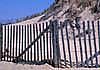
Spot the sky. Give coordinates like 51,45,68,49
0,0,55,21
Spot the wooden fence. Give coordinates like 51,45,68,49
0,20,100,68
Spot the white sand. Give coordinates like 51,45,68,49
0,61,100,70
0,61,54,70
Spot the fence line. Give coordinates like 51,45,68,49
0,20,100,68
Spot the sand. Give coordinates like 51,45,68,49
0,61,100,70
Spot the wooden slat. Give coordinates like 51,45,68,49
9,25,12,61
72,26,78,67
24,25,26,61
14,23,50,61
15,26,18,62
60,22,67,67
36,24,39,61
83,51,100,67
49,21,52,64
76,23,83,67
12,26,15,60
29,24,32,61
7,25,9,61
21,25,23,59
87,21,93,66
4,26,6,61
46,22,49,62
51,20,60,67
42,23,46,60
83,21,89,67
27,25,29,61
33,24,36,61
65,21,72,67
39,24,42,61
18,25,21,59
97,21,100,51
92,21,98,67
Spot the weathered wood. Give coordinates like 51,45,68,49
97,21,100,51
49,20,52,64
51,20,60,67
29,24,32,62
14,23,50,61
33,24,36,61
24,25,26,61
12,26,15,60
39,24,42,61
87,21,93,66
60,22,67,67
1,20,100,68
7,25,9,61
46,22,49,62
72,24,78,67
42,23,46,60
9,25,12,61
65,20,72,67
21,25,23,59
92,21,98,67
15,26,18,62
83,21,89,67
27,25,29,61
76,21,83,67
82,51,100,67
18,25,21,59
36,24,39,61
3,26,6,61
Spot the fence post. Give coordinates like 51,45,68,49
0,24,3,61
50,20,60,67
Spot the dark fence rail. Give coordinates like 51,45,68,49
0,20,100,68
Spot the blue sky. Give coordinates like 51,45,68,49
0,0,55,21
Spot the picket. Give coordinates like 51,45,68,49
0,20,100,68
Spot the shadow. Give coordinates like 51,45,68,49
12,58,55,66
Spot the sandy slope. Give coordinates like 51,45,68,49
0,61,100,70
0,61,54,70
